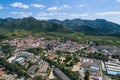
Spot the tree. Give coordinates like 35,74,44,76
65,55,73,62
72,71,80,80
46,44,53,50
0,34,8,40
27,48,43,55
73,57,79,62
84,71,90,80
1,44,16,54
0,58,29,78
33,76,46,80
56,50,62,55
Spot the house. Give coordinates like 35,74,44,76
71,65,80,72
28,65,38,75
105,61,120,75
0,68,5,76
39,62,49,77
14,57,25,64
16,51,34,58
71,62,81,72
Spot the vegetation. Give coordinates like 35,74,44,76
84,71,90,80
46,67,51,76
86,52,108,61
110,74,120,80
27,48,44,55
0,44,16,59
0,17,120,80
78,50,109,61
0,28,120,47
44,54,80,80
1,44,16,54
49,19,120,37
33,76,46,80
0,58,29,77
112,54,120,60
0,17,120,48
0,17,71,33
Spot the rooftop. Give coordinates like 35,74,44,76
53,68,70,80
71,65,80,72
15,57,25,62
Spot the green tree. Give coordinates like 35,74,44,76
72,71,80,80
1,44,16,54
84,71,90,80
33,76,46,80
27,48,44,55
56,50,62,55
65,55,73,62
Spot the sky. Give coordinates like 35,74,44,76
0,0,120,24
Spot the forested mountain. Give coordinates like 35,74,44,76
0,17,71,33
0,17,120,36
49,19,120,36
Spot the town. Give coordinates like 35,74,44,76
0,36,120,80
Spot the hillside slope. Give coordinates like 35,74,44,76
49,19,120,36
0,17,71,33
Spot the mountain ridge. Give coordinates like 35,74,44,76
49,18,120,36
0,17,120,37
0,17,72,33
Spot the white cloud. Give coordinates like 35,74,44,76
0,5,3,9
54,12,67,15
35,16,51,20
31,4,45,8
59,5,70,10
47,6,59,11
36,12,89,20
62,5,70,9
78,4,88,8
70,13,88,17
95,11,120,16
117,0,120,2
47,5,70,11
10,2,29,9
37,12,68,17
36,12,67,20
37,12,53,17
11,12,32,17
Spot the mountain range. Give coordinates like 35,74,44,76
0,17,71,33
0,17,120,37
49,19,120,36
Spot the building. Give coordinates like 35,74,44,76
28,65,38,74
39,62,49,77
0,68,5,76
71,62,81,72
14,57,25,64
53,68,70,80
105,61,120,75
71,65,80,72
16,51,34,57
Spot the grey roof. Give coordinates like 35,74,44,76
17,51,33,57
15,57,25,62
28,65,38,74
53,68,70,80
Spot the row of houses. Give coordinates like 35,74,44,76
104,59,120,75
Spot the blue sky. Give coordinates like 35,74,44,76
1,0,120,23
